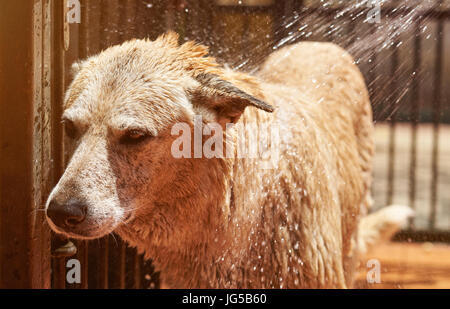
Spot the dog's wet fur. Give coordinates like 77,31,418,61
46,32,413,288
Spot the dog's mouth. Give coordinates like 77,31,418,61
59,229,107,240
47,212,135,240
49,225,109,240
47,219,117,240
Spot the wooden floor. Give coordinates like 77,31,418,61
354,242,450,289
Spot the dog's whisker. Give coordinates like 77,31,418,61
31,209,47,213
109,232,119,246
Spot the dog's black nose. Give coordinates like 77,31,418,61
46,199,87,228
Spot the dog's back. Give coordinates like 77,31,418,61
233,42,376,287
46,33,412,288
260,41,374,221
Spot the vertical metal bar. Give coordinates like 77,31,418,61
386,17,400,206
87,242,98,288
86,0,101,55
104,0,120,46
78,0,88,60
0,0,53,288
119,240,127,289
166,0,177,31
35,0,54,289
100,0,108,49
80,240,89,288
241,7,251,65
366,11,378,215
141,258,155,289
272,0,300,49
99,238,109,289
386,85,397,204
134,252,142,289
186,0,201,42
409,21,421,229
367,23,377,102
208,1,219,57
118,0,128,42
53,255,67,289
135,0,146,39
346,9,357,48
49,0,68,283
386,121,396,206
124,246,134,288
271,0,283,46
179,0,188,41
429,13,443,229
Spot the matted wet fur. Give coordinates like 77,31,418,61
45,32,412,288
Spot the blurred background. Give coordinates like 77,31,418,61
0,0,449,288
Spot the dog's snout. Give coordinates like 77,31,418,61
46,199,87,229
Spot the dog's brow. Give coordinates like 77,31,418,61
61,112,76,123
62,107,91,127
108,116,158,136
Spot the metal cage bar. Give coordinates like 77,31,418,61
429,11,444,230
0,0,63,288
408,20,422,229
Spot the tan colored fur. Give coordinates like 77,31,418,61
46,32,406,288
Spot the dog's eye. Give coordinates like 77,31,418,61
120,129,150,145
63,119,77,139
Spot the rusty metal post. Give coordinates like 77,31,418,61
386,37,399,206
0,0,54,288
429,11,443,230
408,21,421,229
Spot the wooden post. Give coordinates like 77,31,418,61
0,0,56,288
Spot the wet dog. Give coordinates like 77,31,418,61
46,32,412,288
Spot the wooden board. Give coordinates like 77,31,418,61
355,242,450,289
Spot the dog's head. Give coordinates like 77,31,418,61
45,32,273,240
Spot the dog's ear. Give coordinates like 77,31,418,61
191,73,274,125
71,61,84,77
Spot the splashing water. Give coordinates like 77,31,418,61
113,0,447,124
178,0,448,286
210,0,445,122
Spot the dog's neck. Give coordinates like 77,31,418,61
116,106,278,288
116,153,274,287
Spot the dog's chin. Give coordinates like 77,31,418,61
47,213,134,240
47,220,118,240
59,229,111,240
